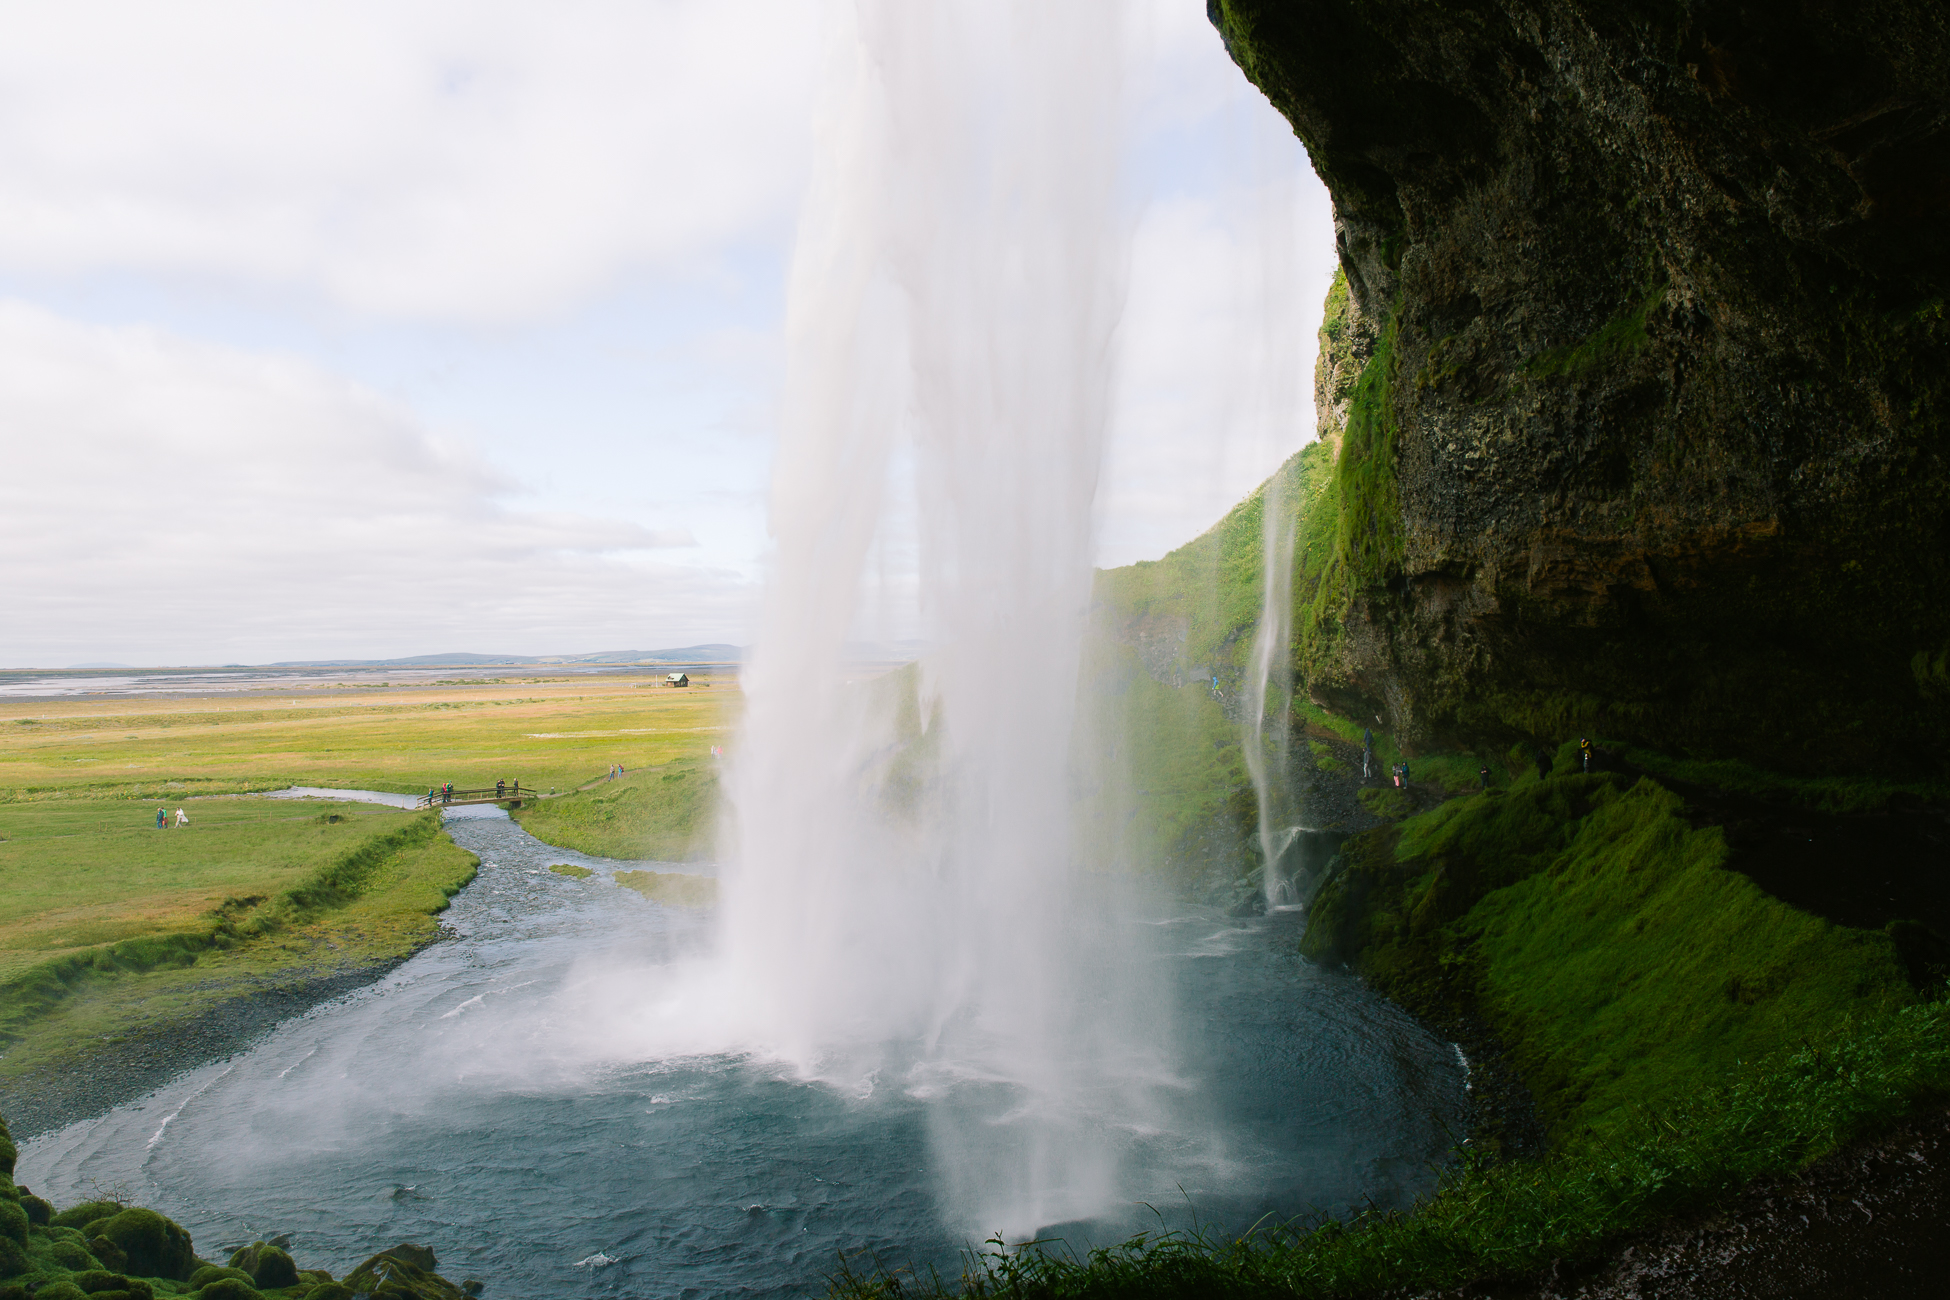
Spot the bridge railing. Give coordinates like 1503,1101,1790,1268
416,785,530,809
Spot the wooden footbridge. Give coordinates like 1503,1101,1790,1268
417,784,538,810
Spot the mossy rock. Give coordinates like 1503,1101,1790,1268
52,1202,126,1230
51,1236,103,1270
0,1281,28,1300
33,1285,89,1300
189,1265,255,1289
0,1199,24,1247
191,1281,264,1300
0,1235,25,1280
18,1196,51,1227
72,1272,153,1299
342,1245,465,1299
99,1208,195,1280
0,1114,15,1177
227,1243,299,1290
304,1286,353,1300
86,1235,128,1273
1356,785,1415,820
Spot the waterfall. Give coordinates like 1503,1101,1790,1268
1235,107,1306,910
717,0,1161,1237
1242,472,1297,907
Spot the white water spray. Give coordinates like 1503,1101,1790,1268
719,0,1162,1236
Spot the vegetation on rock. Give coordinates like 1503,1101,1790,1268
1210,0,1950,778
0,1129,473,1300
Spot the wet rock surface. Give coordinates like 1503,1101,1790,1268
1215,0,1950,773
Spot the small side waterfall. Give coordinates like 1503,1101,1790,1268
1242,472,1297,907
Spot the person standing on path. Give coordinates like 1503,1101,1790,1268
175,807,188,827
1361,727,1374,781
1580,737,1594,773
155,806,167,830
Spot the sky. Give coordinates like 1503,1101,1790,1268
0,1,1337,668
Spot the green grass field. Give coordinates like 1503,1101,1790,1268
0,673,737,1109
0,798,412,981
511,753,719,861
0,673,734,800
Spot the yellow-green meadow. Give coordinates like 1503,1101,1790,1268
0,670,738,1122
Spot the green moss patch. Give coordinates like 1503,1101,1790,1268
1524,280,1666,379
1309,772,1913,1137
613,870,716,908
547,863,594,880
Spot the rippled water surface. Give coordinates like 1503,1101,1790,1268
22,810,1464,1298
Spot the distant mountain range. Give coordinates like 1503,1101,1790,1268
265,644,747,668
45,641,930,673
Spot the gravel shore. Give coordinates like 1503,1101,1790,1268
0,957,413,1142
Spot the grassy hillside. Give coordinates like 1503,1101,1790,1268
510,755,718,861
0,808,478,1108
1084,438,1523,883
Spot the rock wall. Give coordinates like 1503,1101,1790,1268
1214,0,1950,774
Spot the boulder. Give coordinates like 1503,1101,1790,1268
226,1242,299,1290
187,1265,255,1289
85,1235,128,1273
49,1238,102,1271
18,1196,51,1227
0,1236,25,1280
98,1207,195,1280
342,1244,467,1300
191,1281,263,1300
51,1202,125,1230
70,1271,153,1299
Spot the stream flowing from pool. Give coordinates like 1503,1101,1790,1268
21,805,1464,1298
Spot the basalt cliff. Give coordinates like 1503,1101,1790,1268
1213,0,1950,776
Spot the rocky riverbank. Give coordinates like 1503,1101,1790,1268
0,959,418,1143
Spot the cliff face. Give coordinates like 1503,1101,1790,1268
1214,0,1950,773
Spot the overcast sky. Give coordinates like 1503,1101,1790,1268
0,1,1335,668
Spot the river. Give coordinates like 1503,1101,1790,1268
19,804,1465,1298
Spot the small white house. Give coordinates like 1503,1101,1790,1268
665,672,690,687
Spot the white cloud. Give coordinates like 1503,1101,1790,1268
0,1,820,322
0,301,755,665
1095,42,1339,568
